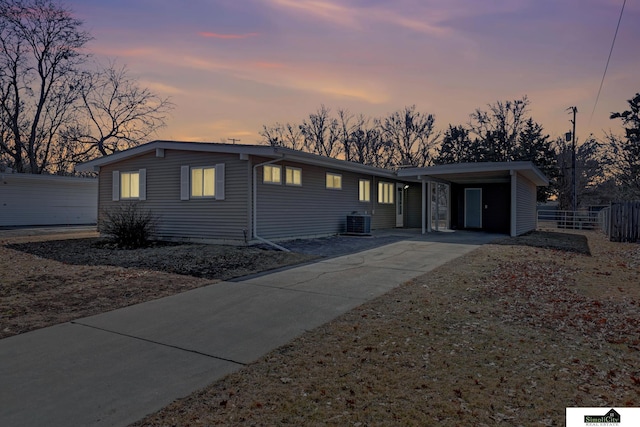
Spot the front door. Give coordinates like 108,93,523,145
396,183,404,227
464,188,482,228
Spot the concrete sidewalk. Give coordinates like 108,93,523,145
0,234,498,427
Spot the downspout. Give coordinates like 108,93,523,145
252,157,290,252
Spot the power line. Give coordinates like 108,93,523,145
589,0,627,126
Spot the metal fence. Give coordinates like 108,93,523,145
537,209,600,231
537,204,640,243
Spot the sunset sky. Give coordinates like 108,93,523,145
68,0,640,145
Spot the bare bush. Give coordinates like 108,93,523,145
100,203,157,248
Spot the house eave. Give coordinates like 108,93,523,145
75,140,403,180
398,161,549,186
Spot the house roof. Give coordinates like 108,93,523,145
397,161,549,186
76,140,549,187
75,140,401,179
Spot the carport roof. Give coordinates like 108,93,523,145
397,161,549,186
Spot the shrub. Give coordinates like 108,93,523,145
100,203,158,248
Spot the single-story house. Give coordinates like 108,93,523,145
0,172,98,227
75,140,548,246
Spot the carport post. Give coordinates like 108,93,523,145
428,181,433,232
510,170,517,237
421,179,426,234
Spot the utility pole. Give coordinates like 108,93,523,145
228,138,241,144
568,106,578,211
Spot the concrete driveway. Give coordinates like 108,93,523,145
0,230,500,427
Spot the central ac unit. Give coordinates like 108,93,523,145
346,214,371,235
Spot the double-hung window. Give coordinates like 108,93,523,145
191,166,215,197
359,179,371,202
180,164,225,200
121,171,140,199
378,182,394,204
264,165,282,184
112,169,146,201
326,172,342,190
285,167,302,186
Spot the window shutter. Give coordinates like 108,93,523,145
138,169,147,200
215,163,225,200
180,166,190,200
112,171,120,201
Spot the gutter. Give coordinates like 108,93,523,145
252,156,290,252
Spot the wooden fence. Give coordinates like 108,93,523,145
599,201,640,243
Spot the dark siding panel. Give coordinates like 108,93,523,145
483,183,510,233
406,185,422,228
451,182,510,234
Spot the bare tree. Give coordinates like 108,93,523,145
468,96,530,162
299,105,341,158
62,63,173,160
347,115,395,168
336,108,355,162
0,0,90,173
380,105,439,167
260,122,303,150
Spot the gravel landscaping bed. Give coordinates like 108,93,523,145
0,237,316,338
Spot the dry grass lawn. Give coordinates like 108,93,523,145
2,229,639,426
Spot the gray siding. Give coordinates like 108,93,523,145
98,149,409,243
254,159,399,240
0,173,97,226
99,150,251,243
515,173,537,235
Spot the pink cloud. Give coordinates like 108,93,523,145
198,32,259,40
254,61,285,69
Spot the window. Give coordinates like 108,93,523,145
180,164,225,201
264,165,282,184
378,182,394,204
326,172,342,189
112,170,146,201
120,171,140,199
285,167,302,186
359,179,370,202
191,166,215,197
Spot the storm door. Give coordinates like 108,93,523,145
464,188,482,228
396,183,404,227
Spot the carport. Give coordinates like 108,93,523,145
397,161,549,237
